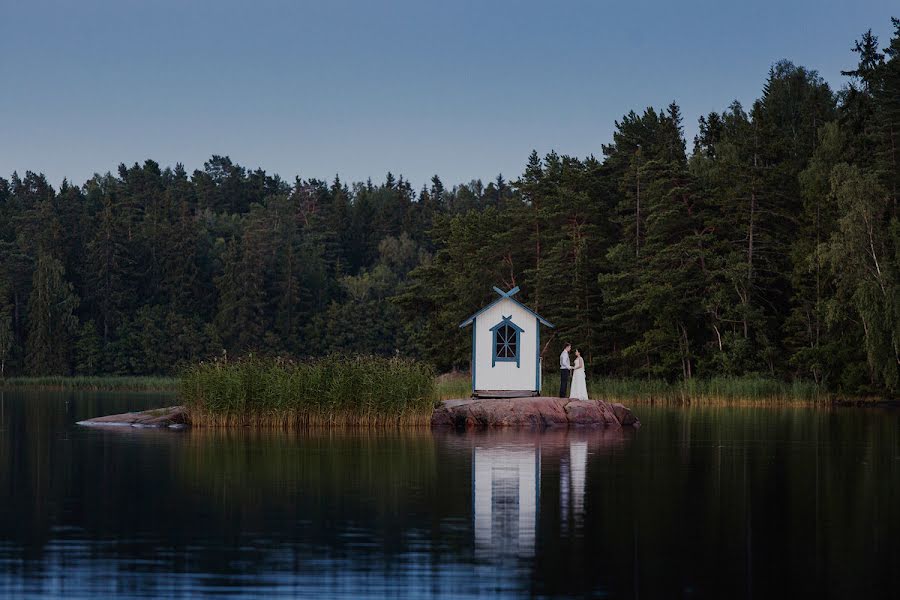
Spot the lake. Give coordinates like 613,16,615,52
1,390,898,599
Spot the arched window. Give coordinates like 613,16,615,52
490,316,523,367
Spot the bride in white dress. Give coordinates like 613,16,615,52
569,349,588,400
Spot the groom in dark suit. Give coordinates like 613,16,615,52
559,343,573,397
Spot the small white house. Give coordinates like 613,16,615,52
459,286,554,397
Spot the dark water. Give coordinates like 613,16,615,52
1,391,899,599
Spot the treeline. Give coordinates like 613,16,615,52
1,20,898,394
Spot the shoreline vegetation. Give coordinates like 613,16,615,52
0,375,178,392
437,373,830,405
1,368,889,406
179,356,437,428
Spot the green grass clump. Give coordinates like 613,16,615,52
434,372,472,400
0,375,178,392
180,355,437,428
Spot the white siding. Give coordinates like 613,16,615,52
473,298,538,391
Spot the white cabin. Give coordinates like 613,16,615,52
459,286,554,397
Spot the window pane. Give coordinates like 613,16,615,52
494,323,519,360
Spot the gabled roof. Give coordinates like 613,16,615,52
459,286,555,329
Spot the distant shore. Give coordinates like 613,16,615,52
0,376,178,392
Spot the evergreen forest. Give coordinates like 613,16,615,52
1,20,899,395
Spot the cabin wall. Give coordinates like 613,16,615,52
474,299,538,391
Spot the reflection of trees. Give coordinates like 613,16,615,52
3,398,900,598
535,407,900,598
0,391,172,553
177,429,439,524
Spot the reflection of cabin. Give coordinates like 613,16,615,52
459,286,554,397
472,444,540,557
471,439,590,557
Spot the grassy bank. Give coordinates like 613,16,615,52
587,376,824,404
435,371,826,404
0,375,179,392
180,356,437,428
2,370,826,407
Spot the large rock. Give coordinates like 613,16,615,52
610,402,640,427
77,405,190,429
431,397,639,430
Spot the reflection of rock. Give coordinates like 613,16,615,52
77,406,189,429
473,444,540,558
432,397,639,430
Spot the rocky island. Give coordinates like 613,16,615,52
78,397,639,430
431,397,640,429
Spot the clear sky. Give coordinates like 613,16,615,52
1,0,896,191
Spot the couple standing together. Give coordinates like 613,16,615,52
559,343,587,400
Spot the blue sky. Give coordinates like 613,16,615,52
1,0,896,190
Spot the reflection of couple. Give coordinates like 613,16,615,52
559,342,587,400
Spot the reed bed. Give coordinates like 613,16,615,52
0,375,178,392
180,355,437,428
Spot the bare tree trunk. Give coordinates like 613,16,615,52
534,205,541,312
744,148,758,340
13,291,20,344
815,193,821,349
891,121,897,215
680,323,692,380
540,332,557,360
635,151,641,257
748,191,756,280
713,324,724,351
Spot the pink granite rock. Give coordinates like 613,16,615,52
431,397,639,430
610,402,640,427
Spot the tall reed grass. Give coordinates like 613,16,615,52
180,355,437,428
0,375,178,392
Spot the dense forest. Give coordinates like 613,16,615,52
1,20,898,394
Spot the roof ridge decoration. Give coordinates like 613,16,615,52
459,286,554,329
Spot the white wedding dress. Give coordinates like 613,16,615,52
569,357,588,400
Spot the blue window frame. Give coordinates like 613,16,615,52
489,316,523,367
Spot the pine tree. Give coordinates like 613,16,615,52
25,252,79,375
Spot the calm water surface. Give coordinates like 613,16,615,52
1,390,899,599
